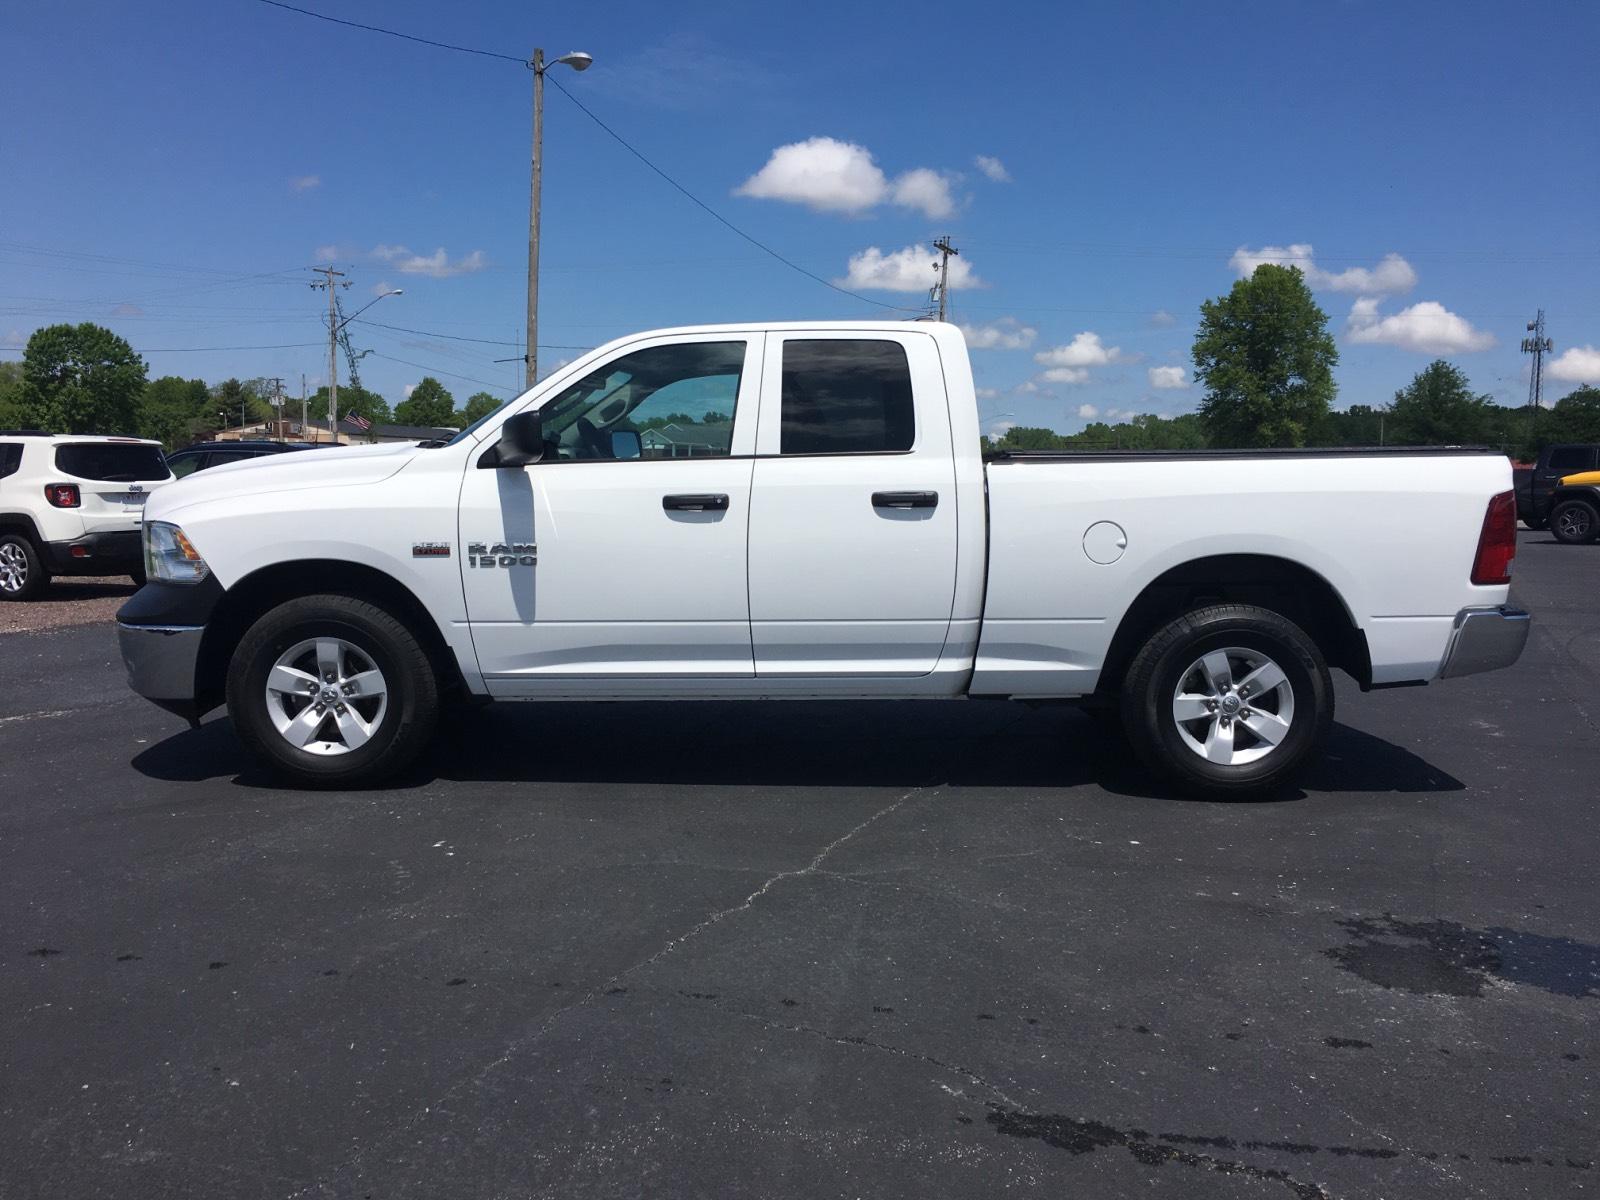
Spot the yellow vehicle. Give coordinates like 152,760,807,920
1551,470,1600,544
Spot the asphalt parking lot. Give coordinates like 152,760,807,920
2,531,1596,1200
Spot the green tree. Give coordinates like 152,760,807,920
140,376,212,449
394,377,455,427
456,391,502,427
1192,265,1337,447
209,378,276,430
1548,385,1600,445
1385,360,1491,445
0,360,25,427
15,323,147,434
308,384,392,429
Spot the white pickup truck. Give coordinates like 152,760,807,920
117,322,1529,794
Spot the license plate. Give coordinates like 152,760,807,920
121,492,147,505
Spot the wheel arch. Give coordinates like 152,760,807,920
1551,484,1600,510
195,559,468,716
0,512,44,543
1095,554,1370,696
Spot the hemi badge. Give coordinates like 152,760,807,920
412,542,452,558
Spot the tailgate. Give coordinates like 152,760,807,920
53,442,172,532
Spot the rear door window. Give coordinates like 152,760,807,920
779,340,915,455
1546,446,1590,473
55,443,171,482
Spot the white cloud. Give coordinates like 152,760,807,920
1148,365,1189,389
735,137,960,218
1,329,25,348
314,244,341,262
735,137,888,214
837,244,984,292
1035,331,1127,369
974,155,1010,183
987,418,1017,439
370,280,395,297
1042,367,1089,384
1547,345,1600,383
1346,297,1496,353
959,318,1036,350
111,302,144,317
372,245,489,278
975,386,1000,400
290,175,321,192
403,383,419,398
1230,243,1417,296
1077,403,1100,419
1148,309,1177,328
890,167,956,220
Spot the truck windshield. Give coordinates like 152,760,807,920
55,443,171,482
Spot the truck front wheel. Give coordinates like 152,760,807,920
1120,604,1333,798
226,594,440,788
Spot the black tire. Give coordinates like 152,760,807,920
1521,518,1547,532
0,532,48,602
1120,604,1334,798
1550,499,1599,545
226,593,439,788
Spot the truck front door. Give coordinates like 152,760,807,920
459,335,761,693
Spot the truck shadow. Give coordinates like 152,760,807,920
130,701,1464,799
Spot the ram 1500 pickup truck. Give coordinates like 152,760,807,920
117,322,1530,794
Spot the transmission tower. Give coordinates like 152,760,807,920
1521,309,1553,443
332,292,373,393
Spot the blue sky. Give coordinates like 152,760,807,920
4,0,1598,433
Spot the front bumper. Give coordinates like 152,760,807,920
41,529,142,575
118,622,204,705
1438,606,1531,680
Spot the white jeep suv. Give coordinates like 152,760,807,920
0,432,173,600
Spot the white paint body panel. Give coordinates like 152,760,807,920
140,320,1514,708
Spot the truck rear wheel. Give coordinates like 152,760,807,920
1120,604,1333,798
1551,499,1599,544
0,532,48,602
226,594,440,788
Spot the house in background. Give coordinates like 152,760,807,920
209,417,457,447
640,421,733,458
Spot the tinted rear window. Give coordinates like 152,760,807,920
1546,447,1592,472
55,443,171,482
0,444,22,480
780,340,915,455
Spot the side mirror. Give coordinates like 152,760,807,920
492,410,544,468
611,429,642,460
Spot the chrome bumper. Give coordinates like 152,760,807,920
1437,606,1531,680
117,622,203,701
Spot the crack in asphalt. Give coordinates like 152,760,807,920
285,782,936,1198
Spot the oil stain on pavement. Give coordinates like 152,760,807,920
1324,914,1600,999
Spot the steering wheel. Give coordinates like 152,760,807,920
574,417,610,459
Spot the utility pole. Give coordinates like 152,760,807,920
1521,309,1553,448
268,377,284,441
300,374,308,443
525,48,592,391
932,236,959,322
310,266,349,443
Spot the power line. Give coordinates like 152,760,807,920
252,0,528,63
543,75,915,313
0,341,323,354
249,1,913,314
365,351,516,393
352,317,592,350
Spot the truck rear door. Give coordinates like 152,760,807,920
746,331,958,676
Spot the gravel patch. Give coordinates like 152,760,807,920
0,576,136,635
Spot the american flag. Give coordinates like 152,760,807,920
347,412,372,431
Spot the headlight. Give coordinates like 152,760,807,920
143,521,210,584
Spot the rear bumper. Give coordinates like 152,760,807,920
1437,606,1531,680
41,529,142,575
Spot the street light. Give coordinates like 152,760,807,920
527,47,592,390
325,288,402,444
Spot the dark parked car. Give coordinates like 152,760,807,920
1513,443,1600,531
166,441,315,478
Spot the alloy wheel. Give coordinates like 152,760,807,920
1171,646,1295,766
264,637,389,756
